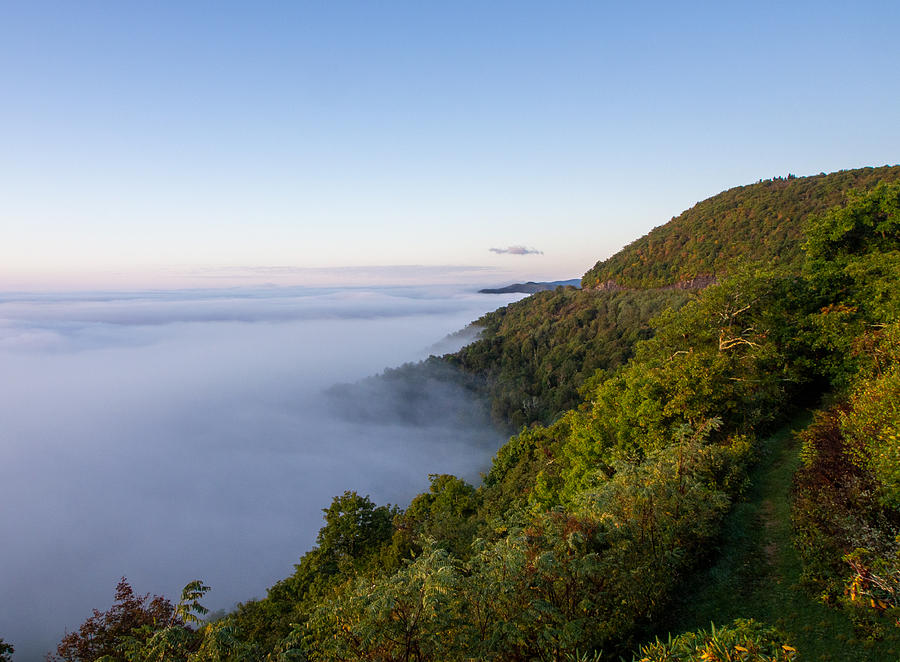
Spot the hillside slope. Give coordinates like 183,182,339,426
582,165,900,289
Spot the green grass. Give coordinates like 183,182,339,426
658,416,900,661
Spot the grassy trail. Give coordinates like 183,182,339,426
662,418,900,661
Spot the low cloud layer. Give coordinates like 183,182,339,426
489,245,543,255
0,286,523,660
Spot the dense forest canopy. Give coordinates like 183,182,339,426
26,169,900,662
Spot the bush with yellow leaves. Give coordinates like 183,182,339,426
631,619,797,661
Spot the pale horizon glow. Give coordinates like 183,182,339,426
0,262,579,293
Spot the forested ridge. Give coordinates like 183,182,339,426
582,165,900,290
18,168,900,662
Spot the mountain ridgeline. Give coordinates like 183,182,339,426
38,167,900,662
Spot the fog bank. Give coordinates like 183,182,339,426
0,285,522,660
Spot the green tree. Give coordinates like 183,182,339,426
118,581,212,662
314,490,398,575
392,474,479,559
303,543,464,662
804,180,900,323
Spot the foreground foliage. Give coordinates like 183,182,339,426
300,432,744,661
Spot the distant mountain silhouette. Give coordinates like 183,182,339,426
479,279,580,294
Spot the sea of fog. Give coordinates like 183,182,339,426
0,284,524,661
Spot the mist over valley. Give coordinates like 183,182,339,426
0,285,522,660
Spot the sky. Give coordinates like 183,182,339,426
2,1,898,290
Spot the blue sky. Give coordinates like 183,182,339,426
2,1,898,289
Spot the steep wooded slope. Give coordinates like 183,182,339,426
447,288,690,427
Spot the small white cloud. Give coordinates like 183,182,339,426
489,245,543,255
